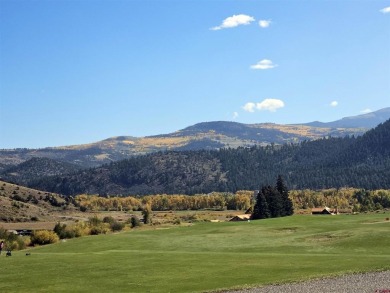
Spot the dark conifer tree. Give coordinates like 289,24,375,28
276,175,294,216
264,185,283,218
251,187,270,220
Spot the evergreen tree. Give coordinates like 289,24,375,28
251,188,270,220
264,185,283,218
251,176,294,220
276,175,294,216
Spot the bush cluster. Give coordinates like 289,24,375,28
128,216,141,228
52,216,130,240
0,227,27,251
1,215,142,252
30,230,59,245
53,223,76,239
101,216,124,231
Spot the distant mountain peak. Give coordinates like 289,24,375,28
304,107,390,128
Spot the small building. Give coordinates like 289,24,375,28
311,207,338,215
230,214,251,221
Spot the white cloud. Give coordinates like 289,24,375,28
330,101,338,107
380,6,390,13
259,20,271,28
360,108,372,114
242,102,256,112
243,99,285,113
250,59,278,70
256,99,285,112
211,14,255,30
232,112,239,119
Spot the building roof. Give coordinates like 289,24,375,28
311,206,337,215
311,207,331,212
230,214,251,221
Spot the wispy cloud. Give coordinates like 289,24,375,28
360,108,372,114
380,6,390,13
250,59,278,70
330,101,338,107
232,112,239,119
243,99,285,113
259,20,271,28
211,14,255,30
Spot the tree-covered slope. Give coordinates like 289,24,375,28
29,151,227,196
28,119,390,196
0,157,81,185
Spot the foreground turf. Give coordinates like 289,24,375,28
0,213,389,292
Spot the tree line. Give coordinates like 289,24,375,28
75,190,254,212
73,187,390,213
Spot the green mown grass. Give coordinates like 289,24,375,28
0,213,389,292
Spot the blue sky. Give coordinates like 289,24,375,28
1,0,389,149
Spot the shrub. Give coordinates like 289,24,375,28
90,225,108,235
142,205,152,224
180,213,199,222
12,202,21,209
110,221,125,232
88,216,102,226
7,237,27,250
103,216,115,224
6,231,18,242
30,230,59,245
88,216,108,235
5,240,18,251
72,222,91,237
0,227,7,239
53,223,68,239
64,230,76,238
130,216,141,228
0,229,26,251
23,236,31,247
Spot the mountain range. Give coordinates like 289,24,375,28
303,107,390,128
10,117,390,196
1,107,389,173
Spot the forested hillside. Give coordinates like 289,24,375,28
28,119,390,196
0,157,81,185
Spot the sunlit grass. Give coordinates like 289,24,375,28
0,213,389,292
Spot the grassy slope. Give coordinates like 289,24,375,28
0,180,68,222
1,213,389,293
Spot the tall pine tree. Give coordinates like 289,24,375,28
264,185,283,218
276,175,294,216
251,187,270,220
